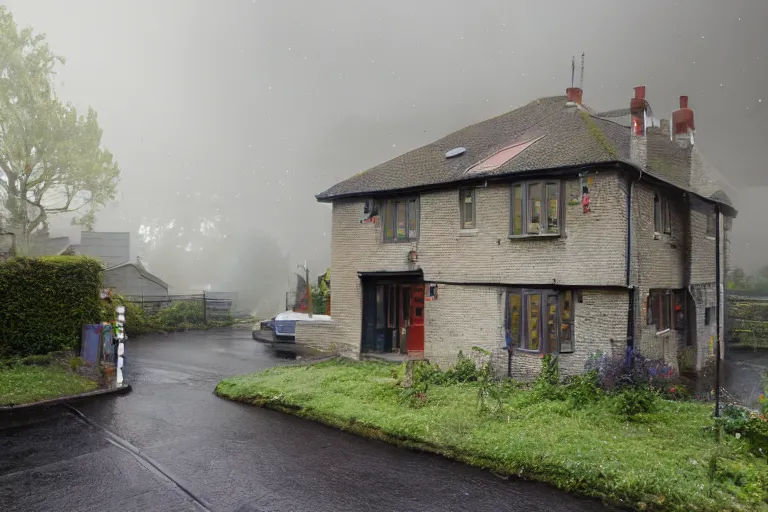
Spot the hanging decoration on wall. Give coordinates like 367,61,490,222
581,185,592,214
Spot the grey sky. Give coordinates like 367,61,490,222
3,0,767,282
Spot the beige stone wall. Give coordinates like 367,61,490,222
423,284,625,379
305,166,727,379
630,181,685,366
318,171,628,360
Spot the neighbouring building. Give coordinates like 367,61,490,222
297,85,736,379
102,259,169,299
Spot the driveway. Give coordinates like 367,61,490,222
0,328,610,512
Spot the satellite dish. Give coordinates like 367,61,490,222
445,147,466,159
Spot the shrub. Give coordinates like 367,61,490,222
446,350,479,383
0,257,103,357
153,301,205,328
614,387,658,420
20,354,53,366
69,356,85,371
563,370,602,408
716,405,768,459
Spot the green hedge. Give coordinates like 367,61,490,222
728,300,768,322
0,256,103,357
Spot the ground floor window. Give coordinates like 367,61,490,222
647,289,685,332
506,289,574,353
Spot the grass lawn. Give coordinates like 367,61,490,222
0,364,98,406
216,359,768,512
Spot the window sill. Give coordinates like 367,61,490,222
508,233,561,240
511,347,572,356
382,238,419,244
459,228,479,237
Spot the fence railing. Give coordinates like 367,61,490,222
124,293,233,321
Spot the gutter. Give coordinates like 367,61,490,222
625,174,637,366
714,203,722,417
315,160,738,219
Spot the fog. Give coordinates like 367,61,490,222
3,0,767,312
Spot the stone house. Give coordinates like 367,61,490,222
298,85,737,379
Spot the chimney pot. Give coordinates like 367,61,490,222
634,85,646,100
679,95,688,109
566,87,583,104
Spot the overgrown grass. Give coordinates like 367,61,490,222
0,361,98,406
216,359,768,512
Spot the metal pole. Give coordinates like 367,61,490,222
306,262,313,318
203,290,208,324
714,204,722,417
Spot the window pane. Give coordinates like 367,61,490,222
396,201,407,239
527,183,542,234
385,201,394,240
546,294,557,353
461,190,474,229
662,198,671,234
650,292,661,328
546,183,559,233
526,293,541,351
559,291,574,352
408,199,418,238
512,185,523,235
508,292,521,346
654,195,661,233
662,293,671,330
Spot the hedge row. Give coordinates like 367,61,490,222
0,257,103,357
728,300,768,322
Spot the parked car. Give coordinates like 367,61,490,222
252,311,331,342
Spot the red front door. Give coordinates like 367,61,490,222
406,284,425,358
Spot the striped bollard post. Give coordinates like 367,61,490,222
115,306,126,386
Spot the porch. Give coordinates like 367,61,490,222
359,270,425,359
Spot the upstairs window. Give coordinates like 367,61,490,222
382,198,419,241
506,289,574,353
459,188,476,229
706,212,716,237
654,193,671,235
510,180,561,236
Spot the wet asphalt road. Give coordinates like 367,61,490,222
0,328,611,512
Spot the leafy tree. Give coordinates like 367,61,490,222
0,7,119,243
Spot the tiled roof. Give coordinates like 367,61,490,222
316,95,736,214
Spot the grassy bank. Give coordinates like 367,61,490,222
0,358,98,406
216,359,768,512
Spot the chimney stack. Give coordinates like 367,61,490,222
629,85,648,168
630,86,647,136
566,87,583,105
672,95,695,146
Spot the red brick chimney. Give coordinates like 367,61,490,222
566,87,583,105
629,86,648,168
672,95,695,146
630,86,647,136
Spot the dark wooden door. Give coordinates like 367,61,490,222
361,281,377,353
